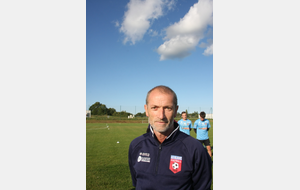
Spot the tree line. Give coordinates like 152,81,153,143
89,102,146,117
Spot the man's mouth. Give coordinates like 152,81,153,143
155,120,167,123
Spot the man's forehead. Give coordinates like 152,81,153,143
147,97,174,107
148,99,173,106
149,90,173,100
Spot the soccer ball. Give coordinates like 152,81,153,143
172,162,179,169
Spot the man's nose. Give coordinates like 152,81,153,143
157,108,165,119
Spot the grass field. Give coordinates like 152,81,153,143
86,121,213,190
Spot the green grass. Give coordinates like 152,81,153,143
86,121,213,190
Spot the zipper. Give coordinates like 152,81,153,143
155,144,162,174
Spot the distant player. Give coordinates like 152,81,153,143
194,111,212,157
177,111,192,135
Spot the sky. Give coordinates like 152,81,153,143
86,0,213,115
2,0,300,189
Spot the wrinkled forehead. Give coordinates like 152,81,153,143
147,89,174,105
146,87,176,105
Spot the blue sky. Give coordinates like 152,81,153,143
86,0,213,115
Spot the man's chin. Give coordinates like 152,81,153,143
153,123,173,133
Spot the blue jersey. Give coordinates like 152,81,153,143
193,119,211,140
177,119,192,135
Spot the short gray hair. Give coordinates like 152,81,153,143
146,85,177,107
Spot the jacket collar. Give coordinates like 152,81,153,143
149,121,180,144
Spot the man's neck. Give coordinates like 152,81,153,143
153,125,174,144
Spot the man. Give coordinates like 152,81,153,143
177,111,193,135
128,85,212,190
193,112,212,157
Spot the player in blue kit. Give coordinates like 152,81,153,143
177,111,192,135
194,111,212,157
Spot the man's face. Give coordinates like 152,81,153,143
144,89,178,133
200,116,205,121
181,113,187,120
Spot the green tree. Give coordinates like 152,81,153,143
89,102,101,115
99,104,107,115
135,112,146,117
107,108,116,116
189,111,199,118
113,111,132,117
89,102,108,115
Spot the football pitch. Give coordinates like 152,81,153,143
86,122,213,190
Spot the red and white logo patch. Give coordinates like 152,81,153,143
169,155,182,174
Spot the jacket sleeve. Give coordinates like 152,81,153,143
128,143,137,187
192,145,212,190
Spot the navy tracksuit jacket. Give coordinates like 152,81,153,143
128,122,212,190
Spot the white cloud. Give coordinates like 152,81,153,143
157,0,213,60
199,38,213,56
149,29,158,37
199,42,207,48
120,0,166,45
166,0,176,10
114,21,120,27
157,35,199,60
199,38,212,47
203,43,213,55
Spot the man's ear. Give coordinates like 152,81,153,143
144,105,149,117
